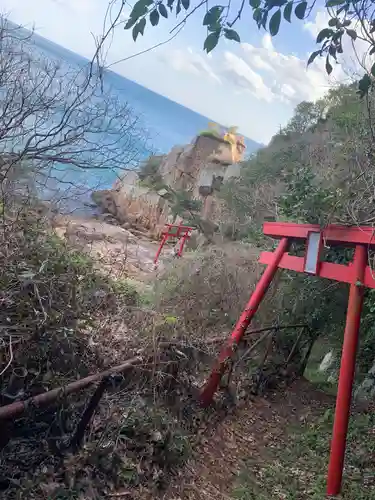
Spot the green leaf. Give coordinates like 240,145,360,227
150,9,160,25
328,17,338,26
250,0,261,7
307,50,320,65
204,31,220,53
181,0,190,9
371,62,375,77
138,17,146,34
128,0,153,24
269,9,281,36
325,57,333,75
283,1,293,22
124,16,138,30
332,30,343,41
164,315,178,325
267,0,287,6
159,4,168,17
253,7,262,24
224,28,241,42
370,45,375,55
329,45,337,59
132,24,139,41
358,74,372,98
167,0,174,10
326,0,345,6
203,6,224,26
294,1,307,19
176,0,181,14
316,28,333,43
207,21,221,31
132,17,146,40
346,29,357,40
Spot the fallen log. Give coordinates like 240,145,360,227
0,356,143,421
0,324,308,421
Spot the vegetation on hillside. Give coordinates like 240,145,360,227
221,81,375,390
0,20,193,499
234,407,375,499
1,13,375,500
0,210,200,499
198,123,240,143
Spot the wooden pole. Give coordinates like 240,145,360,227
0,356,143,421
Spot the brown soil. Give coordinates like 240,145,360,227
162,379,335,500
53,215,176,282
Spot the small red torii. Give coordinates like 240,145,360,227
154,223,194,264
200,222,375,497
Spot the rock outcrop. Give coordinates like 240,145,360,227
93,133,245,238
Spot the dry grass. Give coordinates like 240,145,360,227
1,210,272,499
0,211,198,499
0,214,314,499
153,243,262,336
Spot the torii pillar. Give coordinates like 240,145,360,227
200,222,375,497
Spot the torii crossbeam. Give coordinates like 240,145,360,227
200,222,375,497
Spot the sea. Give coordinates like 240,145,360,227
10,23,260,213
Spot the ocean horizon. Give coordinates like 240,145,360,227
31,28,261,154
11,22,262,213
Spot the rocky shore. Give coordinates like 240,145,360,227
52,133,245,282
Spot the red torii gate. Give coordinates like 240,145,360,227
154,223,194,264
200,222,375,497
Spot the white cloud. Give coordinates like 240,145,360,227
162,47,221,83
5,0,356,144
161,31,336,105
221,51,275,102
251,53,274,72
53,0,92,14
238,34,340,104
262,33,274,51
160,31,339,108
304,10,330,39
281,83,296,99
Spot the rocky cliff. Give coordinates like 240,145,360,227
93,133,245,238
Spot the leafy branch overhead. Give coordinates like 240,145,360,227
124,0,375,95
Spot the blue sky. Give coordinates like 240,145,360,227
1,0,362,143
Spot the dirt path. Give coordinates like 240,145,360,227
53,215,176,282
163,379,335,500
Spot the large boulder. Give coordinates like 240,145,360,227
91,190,122,218
93,171,172,238
91,133,245,237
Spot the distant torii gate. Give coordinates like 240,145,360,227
200,222,375,497
154,223,194,264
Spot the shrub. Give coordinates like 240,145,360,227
153,244,264,336
0,211,139,398
198,130,222,140
137,154,165,189
0,210,194,499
